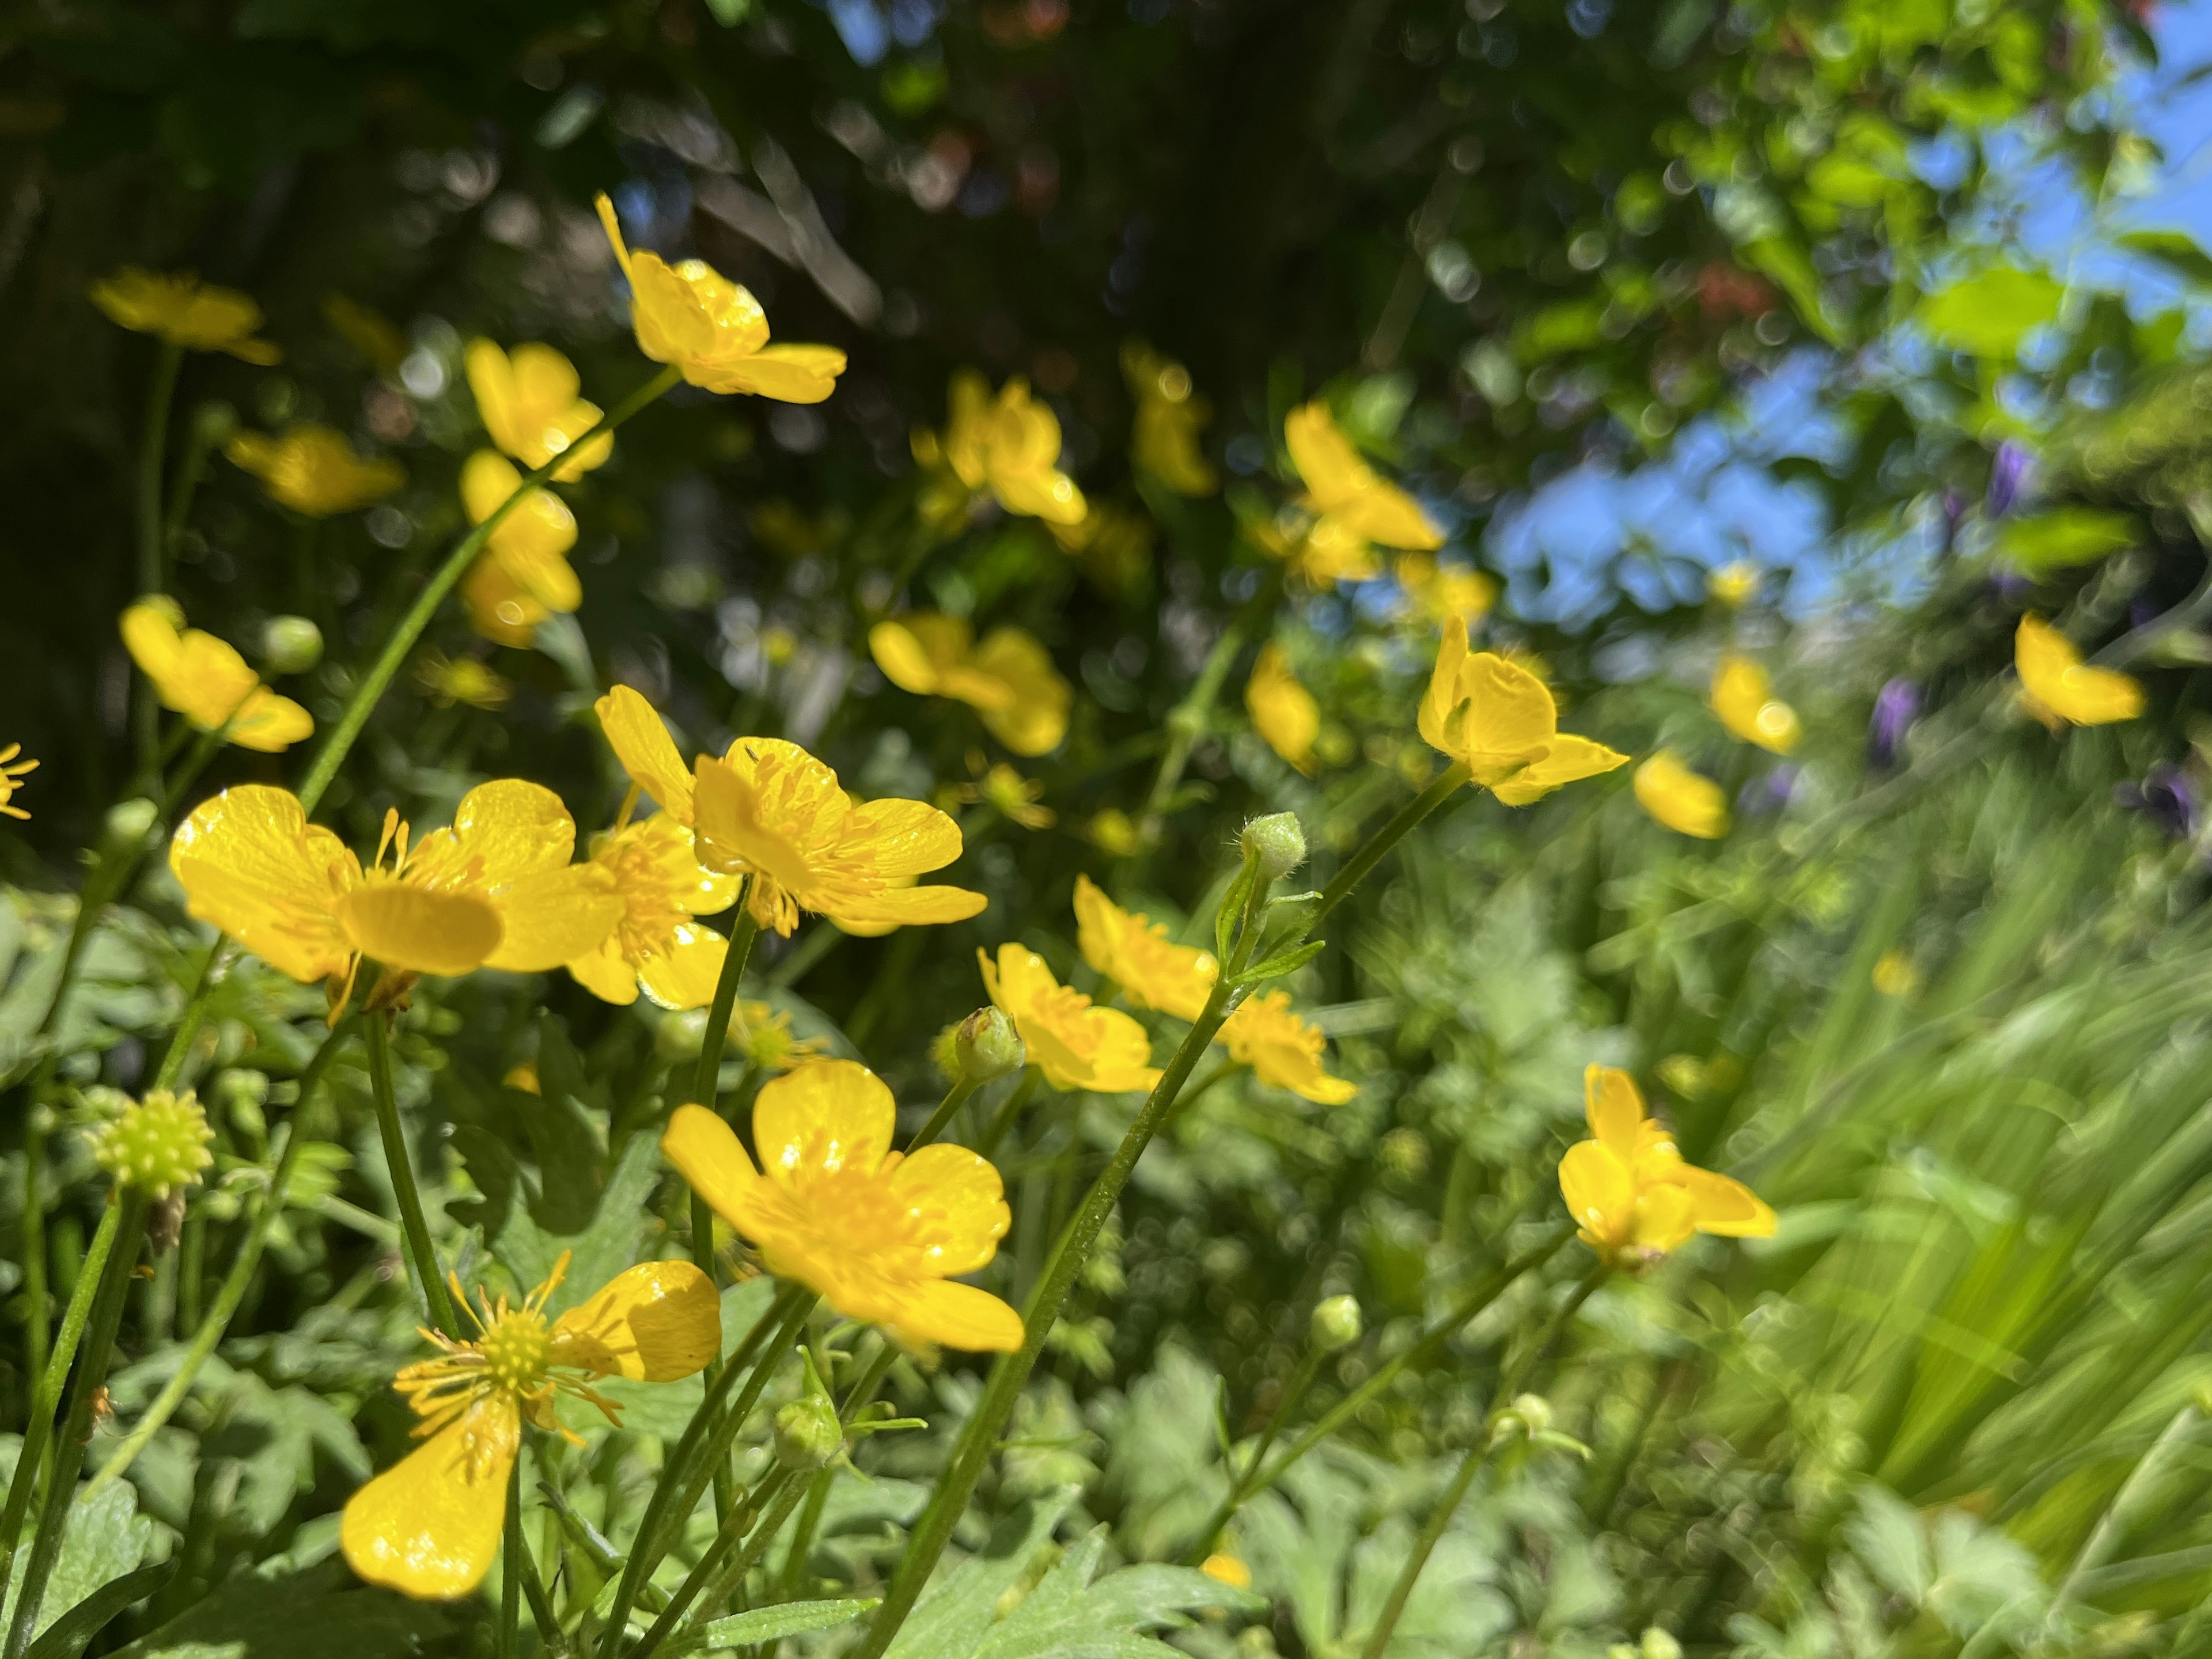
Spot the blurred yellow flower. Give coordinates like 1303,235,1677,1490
1707,560,1759,607
1419,619,1627,804
1073,874,1216,1022
461,560,549,649
1200,1554,1252,1591
1245,641,1319,774
1245,509,1380,586
1219,991,1356,1104
1395,552,1495,630
953,760,1055,831
1710,656,1800,754
461,449,581,624
1872,948,1919,999
1088,809,1142,858
343,1253,717,1599
226,424,403,517
169,781,622,1000
980,943,1161,1094
120,601,313,752
2016,615,2144,728
1634,751,1729,839
566,815,741,1010
503,1062,541,1094
415,650,511,711
90,269,281,363
322,293,406,377
869,614,1071,756
596,194,846,402
1283,400,1440,579
934,369,1086,525
1050,501,1154,596
730,999,825,1075
1558,1065,1774,1268
1123,341,1214,495
466,340,613,480
0,744,36,821
663,1060,1024,1351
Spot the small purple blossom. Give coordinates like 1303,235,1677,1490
1987,442,2032,517
1737,764,1799,817
1868,678,1920,770
2115,764,2198,841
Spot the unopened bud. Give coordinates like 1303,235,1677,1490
656,1008,709,1062
1239,812,1305,881
104,797,159,849
91,1089,214,1200
1309,1294,1362,1354
135,593,186,630
774,1395,842,1469
956,1006,1025,1084
1641,1631,1683,1659
262,615,323,675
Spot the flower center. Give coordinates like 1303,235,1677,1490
478,1309,551,1394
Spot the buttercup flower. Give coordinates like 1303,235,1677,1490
1396,552,1495,631
1219,991,1355,1104
926,370,1086,525
1634,752,1729,839
1245,642,1319,774
1711,656,1800,755
596,195,846,402
466,340,613,480
1072,874,1217,1022
416,651,511,711
343,1253,718,1599
2016,615,2144,728
1419,619,1628,804
951,760,1055,831
566,814,741,1010
980,944,1161,1094
90,269,281,363
869,615,1072,756
1282,401,1441,581
323,293,407,377
169,781,622,1006
1088,809,1142,858
1557,1065,1774,1268
1123,341,1215,495
460,449,581,634
662,1060,1024,1352
596,686,987,938
122,601,313,753
0,744,39,820
226,424,403,517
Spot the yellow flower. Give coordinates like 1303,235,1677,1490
869,615,1071,756
1396,552,1495,630
1088,809,1142,858
1218,990,1355,1104
1872,949,1919,999
121,601,313,753
1072,874,1217,1022
596,686,987,938
168,781,623,1001
1710,656,1800,754
566,815,741,1009
343,1253,718,1599
415,650,511,711
322,293,406,377
937,370,1086,525
1049,501,1154,596
226,424,403,517
2016,615,2144,728
1418,618,1628,804
980,943,1161,1094
1200,1554,1252,1592
596,194,846,402
1633,751,1729,839
90,269,281,363
1557,1065,1774,1268
1123,342,1215,495
952,760,1056,831
730,1000,824,1074
466,339,613,480
1246,641,1319,774
461,449,581,624
0,744,35,821
461,561,548,648
1708,560,1759,606
1245,510,1381,587
662,1060,1024,1351
1283,400,1440,579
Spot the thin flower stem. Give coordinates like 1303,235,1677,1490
502,1457,522,1659
778,1341,899,1598
974,1069,1040,1160
1,1192,147,1659
623,1471,803,1659
90,1017,354,1491
1180,1343,1324,1565
1308,761,1469,935
904,1076,979,1155
1114,623,1245,897
363,1010,459,1337
294,362,682,816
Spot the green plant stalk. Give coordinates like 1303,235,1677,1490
778,1343,900,1599
624,1470,802,1659
294,362,681,815
502,1456,522,1659
1181,1342,1325,1565
90,1017,353,1491
2,1193,147,1659
974,1069,1040,1160
0,1202,121,1609
850,857,1273,1659
688,888,762,1290
903,1075,979,1155
149,940,233,1096
363,1011,459,1337
1308,761,1468,933
1115,623,1245,893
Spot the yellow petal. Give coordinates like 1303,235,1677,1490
1558,1139,1633,1245
341,1391,517,1600
1489,734,1629,806
715,343,848,404
1283,402,1370,515
1679,1165,1777,1238
567,935,640,1006
839,797,968,877
597,685,696,821
752,1059,896,1182
449,778,578,883
870,620,945,695
2015,615,2143,726
336,884,503,977
1584,1064,1645,1156
886,1143,1012,1276
662,1103,763,1224
889,1279,1026,1353
636,921,729,1010
224,688,316,753
969,628,1070,756
481,863,623,973
169,785,357,984
1634,751,1730,839
1247,641,1319,774
821,882,989,933
552,1259,721,1380
1710,656,1800,754
1632,1183,1699,1253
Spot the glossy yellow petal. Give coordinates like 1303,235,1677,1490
1710,656,1800,755
661,1102,764,1230
224,688,316,753
1221,990,1356,1104
1558,1139,1634,1248
169,786,357,984
869,620,946,695
567,935,640,1005
1490,734,1630,807
552,1259,721,1381
596,685,696,823
1631,1183,1700,1253
886,1143,1013,1275
819,883,990,931
1246,642,1319,774
2015,615,2144,727
467,340,612,479
1283,402,1369,514
840,797,968,877
969,628,1070,755
715,343,849,404
481,864,624,974
752,1059,896,1183
225,424,402,517
461,558,549,647
341,1391,517,1600
335,884,504,977
446,778,579,882
1419,619,1558,781
1679,1166,1777,1237
461,450,581,611
1634,751,1730,839
887,1279,1025,1353
1584,1064,1646,1157
636,921,729,1010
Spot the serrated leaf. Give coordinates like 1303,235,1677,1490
0,1444,154,1647
1234,941,1326,986
106,1559,454,1659
696,1597,878,1648
487,1127,665,1316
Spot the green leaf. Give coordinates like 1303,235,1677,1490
486,1126,665,1317
24,1564,173,1659
695,1598,878,1648
1994,509,2137,572
2118,229,2212,289
107,1560,453,1659
1918,267,2064,359
1234,940,1326,987
0,1445,155,1647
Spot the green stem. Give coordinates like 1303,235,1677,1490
1182,1344,1323,1565
149,940,232,1095
624,1471,803,1659
1,1193,147,1659
904,1076,979,1155
974,1070,1040,1160
502,1457,522,1659
1309,761,1468,934
1115,623,1245,895
363,1010,459,1337
90,1018,354,1491
294,363,681,815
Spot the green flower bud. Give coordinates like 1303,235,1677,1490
262,615,324,675
91,1089,215,1199
1641,1631,1683,1659
774,1395,842,1470
955,1006,1025,1084
104,797,159,850
1309,1294,1363,1354
1239,812,1306,881
656,1008,709,1063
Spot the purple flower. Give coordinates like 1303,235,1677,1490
1738,764,1799,817
1987,442,2032,517
2116,764,2198,841
1868,678,1919,770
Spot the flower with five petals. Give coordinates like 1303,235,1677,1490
465,340,613,480
226,424,403,517
1072,875,1217,1022
565,814,741,1010
662,1060,1024,1351
980,944,1161,1094
90,269,281,363
869,615,1071,756
1419,618,1628,804
1218,990,1355,1104
1557,1065,1774,1269
923,370,1086,525
121,601,313,753
458,450,581,646
2015,615,2144,728
1278,402,1440,582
